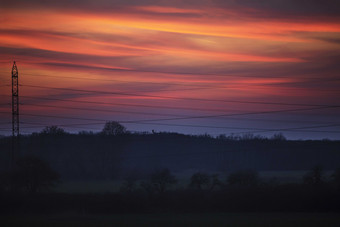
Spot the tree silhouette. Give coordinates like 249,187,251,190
189,172,223,191
331,168,340,190
101,121,127,136
303,165,324,186
227,170,259,187
0,171,11,192
210,174,224,191
271,133,286,141
11,155,59,193
40,126,66,135
120,176,138,193
189,172,211,190
151,168,177,193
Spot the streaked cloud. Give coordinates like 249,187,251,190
0,0,339,138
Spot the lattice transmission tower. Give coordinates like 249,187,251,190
11,61,19,168
12,61,19,137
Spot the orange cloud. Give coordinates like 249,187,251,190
0,5,339,137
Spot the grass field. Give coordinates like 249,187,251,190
1,213,339,227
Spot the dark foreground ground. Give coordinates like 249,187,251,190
1,213,340,227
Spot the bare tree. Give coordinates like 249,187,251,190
11,156,59,193
189,172,223,191
271,133,286,141
151,168,177,193
101,121,127,136
189,172,211,190
41,126,66,135
303,165,324,186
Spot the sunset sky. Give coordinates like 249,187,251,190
0,0,340,139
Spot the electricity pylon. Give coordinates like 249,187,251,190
11,61,19,168
12,61,19,137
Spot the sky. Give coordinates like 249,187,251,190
0,0,340,139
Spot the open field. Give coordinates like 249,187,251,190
53,180,123,194
53,170,335,194
1,213,340,227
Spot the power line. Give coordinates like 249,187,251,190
232,126,340,135
13,118,340,134
4,105,336,141
1,102,339,124
119,106,340,123
2,105,340,134
3,94,236,113
0,111,107,122
24,103,340,125
0,128,36,134
21,100,340,125
2,104,338,125
4,83,340,110
26,103,335,122
9,95,339,125
2,95,340,135
21,84,340,107
1,69,339,137
1,93,336,126
22,103,192,118
1,120,340,134
21,121,103,131
8,93,232,115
